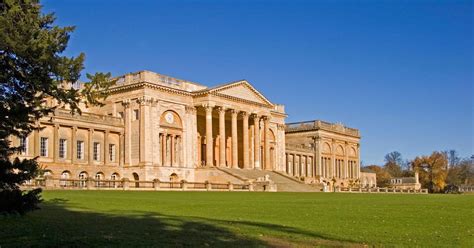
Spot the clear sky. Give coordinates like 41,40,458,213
42,0,473,165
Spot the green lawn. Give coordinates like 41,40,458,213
1,191,473,247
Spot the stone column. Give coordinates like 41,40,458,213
138,97,152,165
104,130,109,165
123,100,131,165
119,132,124,167
331,141,336,178
253,114,260,169
249,121,254,169
170,134,175,167
218,107,226,167
205,105,214,166
231,109,238,168
53,124,59,162
161,133,166,166
263,116,270,170
241,111,249,169
34,126,40,157
344,142,349,179
313,136,321,177
88,128,94,165
71,126,77,164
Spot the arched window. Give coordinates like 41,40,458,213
95,172,104,187
111,173,120,188
79,171,88,188
132,173,139,188
60,171,70,187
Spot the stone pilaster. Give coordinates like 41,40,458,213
231,109,238,168
122,100,131,166
263,116,270,170
241,111,249,169
253,114,260,169
204,105,214,166
217,107,226,167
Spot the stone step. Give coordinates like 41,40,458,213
217,168,320,192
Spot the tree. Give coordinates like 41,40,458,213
383,151,403,177
443,149,460,170
412,152,448,193
0,0,113,214
446,157,474,186
364,165,391,187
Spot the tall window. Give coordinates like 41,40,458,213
77,141,84,160
93,142,100,161
109,144,116,162
40,137,48,157
20,136,28,155
59,139,67,159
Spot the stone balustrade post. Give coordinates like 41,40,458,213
228,181,234,191
205,180,212,191
122,178,130,190
153,179,161,190
181,180,187,190
45,175,54,188
86,178,94,190
248,182,254,191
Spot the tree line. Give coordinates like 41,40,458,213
364,150,473,193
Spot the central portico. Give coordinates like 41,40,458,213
193,80,285,171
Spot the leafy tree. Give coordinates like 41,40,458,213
443,149,460,170
412,152,448,193
383,151,403,177
0,0,113,214
364,165,391,187
446,158,474,186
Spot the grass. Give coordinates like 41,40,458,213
1,191,473,247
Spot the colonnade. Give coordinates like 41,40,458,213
158,133,182,167
285,153,314,177
202,105,272,170
320,156,358,179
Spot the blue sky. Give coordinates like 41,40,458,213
43,0,473,165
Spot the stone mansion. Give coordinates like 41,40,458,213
13,70,375,189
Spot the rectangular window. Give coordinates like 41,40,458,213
109,144,116,162
59,139,67,159
20,136,28,155
40,137,48,157
134,109,139,120
77,141,84,160
93,142,100,161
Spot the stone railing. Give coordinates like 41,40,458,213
53,109,124,126
285,120,360,137
112,71,205,92
334,187,428,194
22,177,251,192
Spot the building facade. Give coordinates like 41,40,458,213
13,70,366,188
285,120,361,187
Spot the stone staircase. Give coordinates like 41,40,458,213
217,167,321,192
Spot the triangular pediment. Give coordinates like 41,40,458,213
208,81,273,106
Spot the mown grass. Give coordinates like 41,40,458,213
1,191,473,247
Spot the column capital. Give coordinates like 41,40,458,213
262,115,271,122
185,105,197,114
137,96,153,106
122,99,131,108
216,106,226,114
229,109,238,116
239,111,249,118
251,113,259,119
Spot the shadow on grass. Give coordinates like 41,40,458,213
0,198,363,247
